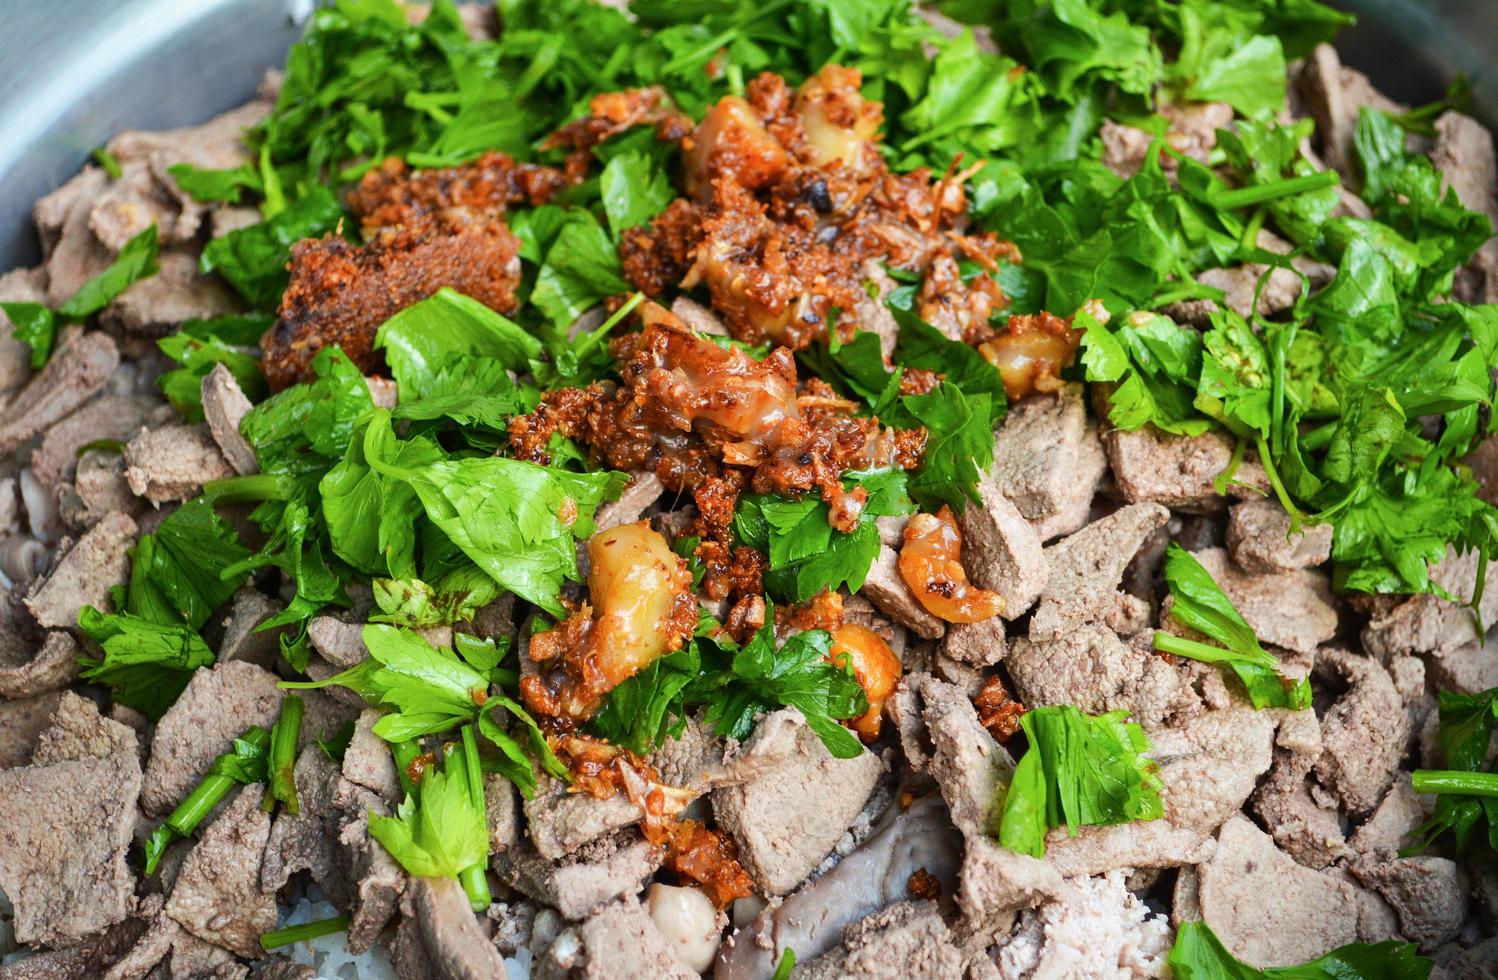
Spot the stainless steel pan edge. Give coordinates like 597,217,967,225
0,0,1491,271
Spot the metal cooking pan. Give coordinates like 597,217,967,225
0,0,1492,270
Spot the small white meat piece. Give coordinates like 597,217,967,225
534,896,696,980
23,511,136,631
1226,498,1334,573
200,363,258,475
1194,816,1361,967
124,423,236,503
645,884,724,973
712,708,883,895
995,870,1173,980
1104,426,1269,513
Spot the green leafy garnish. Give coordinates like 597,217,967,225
997,705,1163,858
593,610,868,759
1155,543,1312,710
157,313,272,420
1404,686,1498,856
1168,921,1430,979
199,186,344,308
368,746,488,882
2,224,160,367
284,624,562,798
78,498,250,717
144,726,272,874
734,469,916,602
360,410,626,615
263,695,305,816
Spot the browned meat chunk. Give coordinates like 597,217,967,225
0,717,142,948
1195,815,1361,967
710,708,882,895
261,223,521,390
346,151,567,235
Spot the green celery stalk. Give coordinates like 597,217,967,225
452,726,492,912
260,914,349,950
144,726,271,874
264,695,305,815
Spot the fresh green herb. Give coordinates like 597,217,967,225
157,313,273,420
1405,686,1498,856
75,438,127,457
368,744,489,895
589,643,702,756
770,947,797,980
78,498,250,717
695,616,868,759
92,147,124,179
1,224,160,367
1080,307,1214,437
529,209,631,334
316,719,357,763
997,705,1163,858
144,726,271,874
168,161,263,204
903,384,995,510
889,307,1008,421
373,287,542,402
601,150,677,240
593,610,868,759
284,624,562,797
734,469,916,602
360,409,627,614
1155,543,1312,710
200,186,344,309
454,726,492,911
77,610,216,720
260,914,349,951
1167,921,1431,979
370,572,503,628
264,695,305,815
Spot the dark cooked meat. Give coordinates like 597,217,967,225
260,222,521,390
346,151,568,235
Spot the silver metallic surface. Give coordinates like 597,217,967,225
0,0,1490,271
0,0,303,268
